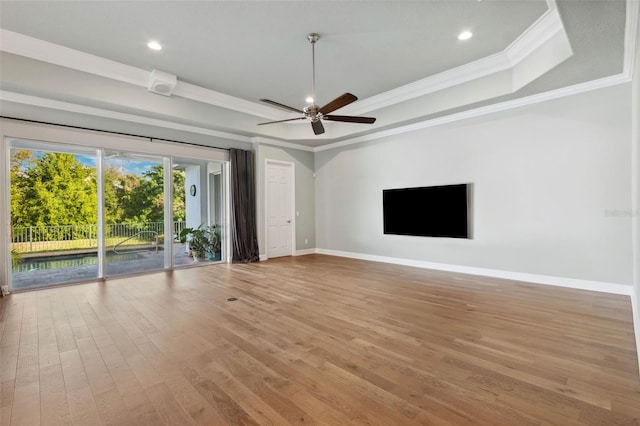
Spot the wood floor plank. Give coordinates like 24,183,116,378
66,387,102,426
59,349,90,394
10,380,40,426
146,382,199,425
93,388,129,426
97,343,163,425
141,350,229,425
0,379,15,426
0,344,19,384
1,254,639,425
39,363,72,426
182,365,261,425
75,337,116,396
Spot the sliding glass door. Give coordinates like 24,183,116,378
172,157,226,267
103,151,167,276
9,141,99,290
5,131,228,291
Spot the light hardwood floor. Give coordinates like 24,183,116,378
1,254,639,425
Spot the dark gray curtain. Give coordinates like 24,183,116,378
230,148,260,263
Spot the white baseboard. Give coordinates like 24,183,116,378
315,248,633,296
261,249,315,260
632,286,640,375
295,249,316,256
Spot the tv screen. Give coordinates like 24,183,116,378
383,184,469,238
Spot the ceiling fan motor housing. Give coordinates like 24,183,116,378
304,104,321,121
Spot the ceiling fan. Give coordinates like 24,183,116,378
258,33,376,136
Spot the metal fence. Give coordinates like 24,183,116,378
11,221,186,253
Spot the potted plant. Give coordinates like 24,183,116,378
207,225,222,261
178,224,210,262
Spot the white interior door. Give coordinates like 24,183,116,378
266,161,294,258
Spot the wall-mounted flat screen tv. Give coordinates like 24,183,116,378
383,183,470,238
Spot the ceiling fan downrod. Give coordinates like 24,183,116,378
308,33,319,106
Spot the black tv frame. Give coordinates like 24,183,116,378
383,183,471,239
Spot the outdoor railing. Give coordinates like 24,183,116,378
11,221,186,254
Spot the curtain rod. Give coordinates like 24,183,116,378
0,116,231,152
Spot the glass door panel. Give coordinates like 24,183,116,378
9,141,99,290
172,157,226,266
104,151,165,276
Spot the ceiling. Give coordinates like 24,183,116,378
0,1,634,150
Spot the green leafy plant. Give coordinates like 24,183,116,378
208,225,221,255
11,249,21,266
179,224,219,261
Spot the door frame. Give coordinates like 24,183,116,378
0,118,231,290
264,159,296,259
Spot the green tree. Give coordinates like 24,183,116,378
120,164,185,223
10,151,187,234
172,170,186,221
103,166,138,224
9,149,36,228
11,152,97,228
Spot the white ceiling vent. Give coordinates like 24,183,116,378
148,69,177,96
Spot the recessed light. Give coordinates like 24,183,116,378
305,96,314,104
458,31,473,41
147,41,162,51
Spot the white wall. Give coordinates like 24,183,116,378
185,166,201,230
632,15,640,373
315,84,633,289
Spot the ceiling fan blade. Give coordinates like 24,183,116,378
311,120,325,135
259,99,304,113
318,93,358,115
258,117,306,126
324,115,376,124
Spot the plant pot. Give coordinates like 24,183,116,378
205,252,221,261
192,252,206,262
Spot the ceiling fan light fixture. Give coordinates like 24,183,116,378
305,96,314,104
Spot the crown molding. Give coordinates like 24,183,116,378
340,2,567,116
316,73,630,153
0,29,286,121
251,136,315,152
504,2,565,66
340,52,512,116
0,90,252,143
